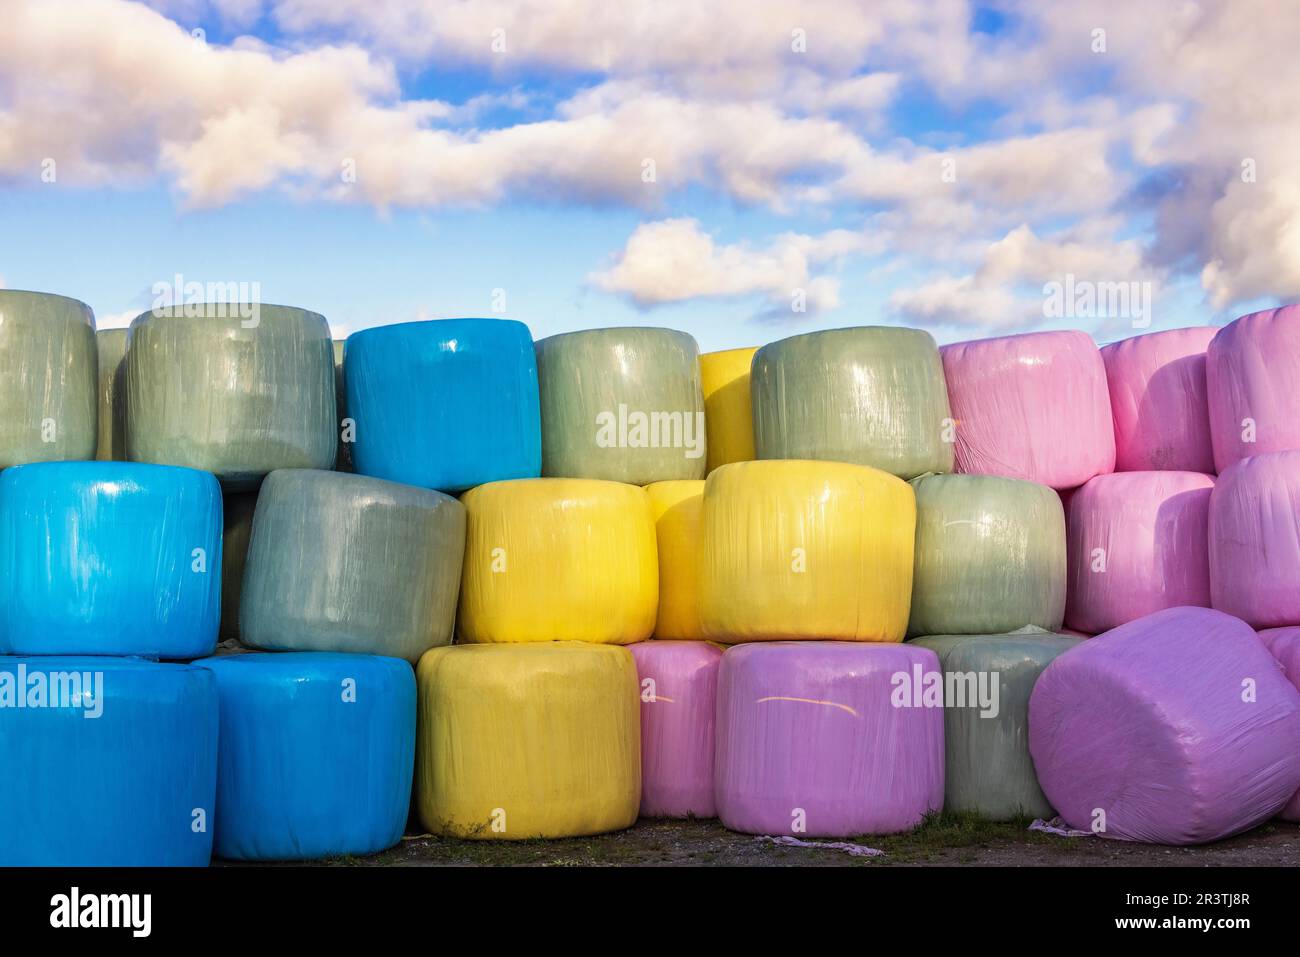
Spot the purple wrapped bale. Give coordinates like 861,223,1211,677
1257,627,1300,821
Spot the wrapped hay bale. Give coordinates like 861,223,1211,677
700,460,915,643
699,347,756,472
941,330,1115,488
458,478,657,644
219,490,257,643
536,327,706,484
715,642,944,836
1028,606,1300,844
1257,627,1300,821
415,642,639,839
333,339,352,472
95,327,128,461
751,326,953,479
646,480,705,640
0,658,217,865
909,474,1065,637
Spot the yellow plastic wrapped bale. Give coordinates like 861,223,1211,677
416,642,641,839
646,480,705,640
458,478,658,644
700,347,757,472
701,460,915,642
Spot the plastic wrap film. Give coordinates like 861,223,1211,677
1065,471,1214,633
125,303,336,489
196,652,415,861
628,640,722,818
700,460,915,643
909,474,1065,637
941,330,1115,489
0,290,97,467
458,478,657,644
715,642,944,837
1101,327,1216,473
1028,607,1300,844
910,631,1080,820
240,469,465,662
646,480,705,640
0,658,217,866
1206,304,1300,472
699,347,757,472
415,642,640,839
1257,627,1300,820
752,326,954,479
219,490,257,643
536,327,706,484
1209,450,1300,628
0,461,222,658
95,327,128,461
345,319,540,492
333,339,352,472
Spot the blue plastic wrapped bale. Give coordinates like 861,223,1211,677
0,657,217,866
345,318,540,492
0,461,222,658
196,652,415,861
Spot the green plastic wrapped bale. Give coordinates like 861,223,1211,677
125,304,336,489
751,326,954,479
0,290,97,467
220,490,258,643
240,469,466,662
536,327,706,484
333,339,353,472
95,328,128,461
909,473,1065,637
911,631,1081,820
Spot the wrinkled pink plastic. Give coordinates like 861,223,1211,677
941,330,1115,489
1257,627,1300,821
1065,471,1214,633
1029,607,1300,845
715,642,944,837
1206,305,1300,473
628,640,722,819
1209,450,1300,628
1101,327,1216,473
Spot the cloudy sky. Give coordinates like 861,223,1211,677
0,0,1295,349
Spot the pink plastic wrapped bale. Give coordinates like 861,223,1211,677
1206,305,1300,473
941,330,1115,489
1257,627,1300,821
1101,327,1217,473
1209,450,1300,628
715,642,944,837
628,640,723,819
1029,607,1300,844
1065,471,1214,633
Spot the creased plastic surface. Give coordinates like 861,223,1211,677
1257,627,1300,821
0,657,217,866
701,460,915,642
95,327,128,461
219,490,257,643
1028,607,1300,844
628,640,722,818
910,632,1080,820
1066,471,1214,633
909,474,1065,637
752,326,953,479
715,642,944,837
941,330,1115,488
699,347,757,472
536,327,706,484
458,478,657,644
1101,327,1216,472
240,469,465,662
196,652,414,861
415,642,640,839
646,480,705,640
345,319,540,492
332,339,352,472
0,290,97,467
0,461,222,658
125,303,336,489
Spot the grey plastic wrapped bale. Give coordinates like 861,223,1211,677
911,631,1081,820
125,303,336,489
333,339,353,472
95,328,128,461
219,490,258,643
240,469,465,662
0,290,97,467
751,326,954,479
536,327,706,484
909,473,1066,637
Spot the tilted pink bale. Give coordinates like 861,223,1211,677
1257,627,1300,821
1029,607,1300,844
941,330,1115,489
1065,471,1214,634
1101,327,1217,473
628,640,723,819
715,642,944,837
